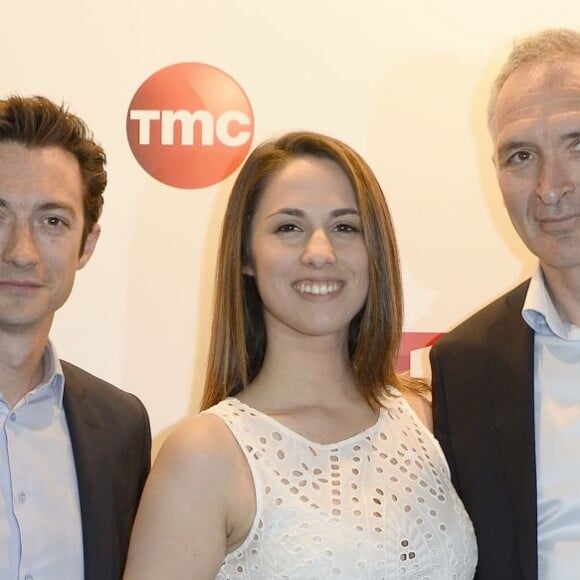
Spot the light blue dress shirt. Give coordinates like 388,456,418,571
522,267,580,580
0,342,83,580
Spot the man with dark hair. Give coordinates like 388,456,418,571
431,29,580,580
0,95,151,580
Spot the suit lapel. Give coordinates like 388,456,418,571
63,365,116,580
487,285,537,580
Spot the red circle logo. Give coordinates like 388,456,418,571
126,63,254,189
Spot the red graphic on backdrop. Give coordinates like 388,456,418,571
396,332,442,372
127,63,254,189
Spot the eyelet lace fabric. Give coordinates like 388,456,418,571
205,394,477,579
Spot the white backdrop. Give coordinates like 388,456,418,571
4,0,579,448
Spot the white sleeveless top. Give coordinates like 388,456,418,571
205,393,477,579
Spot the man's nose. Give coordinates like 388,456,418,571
2,223,40,267
536,154,575,204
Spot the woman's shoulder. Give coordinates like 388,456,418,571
157,410,240,478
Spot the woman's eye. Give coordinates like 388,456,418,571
275,223,301,233
334,223,359,233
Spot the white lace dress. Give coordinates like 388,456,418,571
205,393,477,579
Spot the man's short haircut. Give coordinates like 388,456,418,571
488,28,580,131
0,95,107,248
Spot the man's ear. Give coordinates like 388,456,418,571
77,223,101,270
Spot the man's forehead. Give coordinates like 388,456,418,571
0,142,84,208
493,60,580,137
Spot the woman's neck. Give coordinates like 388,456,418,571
242,326,361,408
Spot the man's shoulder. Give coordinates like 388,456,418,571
436,279,530,350
61,359,147,416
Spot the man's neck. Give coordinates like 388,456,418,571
541,264,580,326
0,328,50,407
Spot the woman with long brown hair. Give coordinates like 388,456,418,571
124,131,476,579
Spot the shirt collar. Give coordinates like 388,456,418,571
0,341,65,408
39,340,65,407
522,266,580,340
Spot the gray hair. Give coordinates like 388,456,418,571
488,28,580,131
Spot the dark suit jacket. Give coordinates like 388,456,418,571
430,280,536,580
61,361,151,580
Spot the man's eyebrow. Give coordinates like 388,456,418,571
496,140,534,158
37,201,77,213
0,198,78,213
560,131,580,143
498,131,580,158
267,207,359,218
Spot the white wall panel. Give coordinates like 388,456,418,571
4,0,579,447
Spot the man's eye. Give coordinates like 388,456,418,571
508,151,532,164
45,216,66,227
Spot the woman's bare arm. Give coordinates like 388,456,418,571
123,413,252,580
